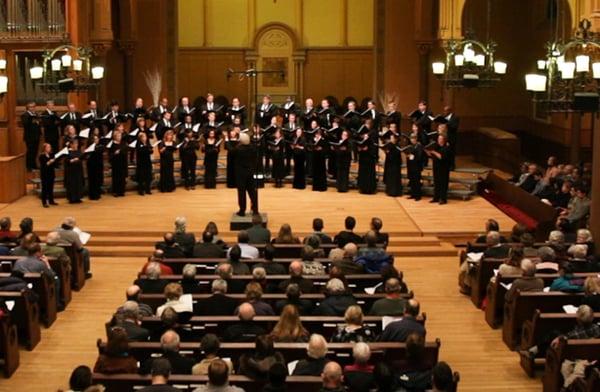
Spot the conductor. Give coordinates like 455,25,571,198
235,133,259,216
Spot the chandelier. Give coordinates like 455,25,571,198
525,19,600,113
431,0,507,88
29,44,105,92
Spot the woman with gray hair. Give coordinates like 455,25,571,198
343,342,375,392
568,229,595,256
292,333,330,376
173,217,196,257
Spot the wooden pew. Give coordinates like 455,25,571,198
0,272,56,327
139,293,391,313
0,255,72,307
485,272,597,328
0,313,19,377
467,257,505,308
0,291,40,350
542,338,600,392
59,244,85,291
136,274,386,292
502,291,584,350
97,340,441,369
164,258,333,274
131,315,426,341
93,374,323,392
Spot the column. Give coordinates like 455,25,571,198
118,41,136,106
417,43,432,102
89,0,113,106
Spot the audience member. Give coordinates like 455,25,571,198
235,281,275,316
305,218,332,245
193,231,225,258
94,327,138,374
278,260,314,294
116,285,154,317
263,362,288,392
313,278,356,316
333,243,364,274
67,365,93,392
246,214,271,244
56,216,91,278
227,231,259,259
431,361,454,392
269,304,309,342
226,245,251,275
272,223,301,244
343,342,374,392
135,262,168,294
582,276,600,312
141,330,194,375
372,362,395,392
192,334,233,375
156,283,193,317
369,278,407,316
222,302,266,342
561,185,590,228
156,232,186,259
238,335,285,380
17,217,40,242
367,217,389,247
394,333,433,391
152,306,194,342
320,361,345,392
334,216,362,248
215,263,246,293
173,217,196,257
301,245,326,275
482,231,510,259
141,250,174,275
275,283,313,315
253,244,286,275
505,259,544,303
195,279,239,316
204,221,226,246
550,263,584,292
0,217,16,242
474,219,505,244
293,334,330,376
568,244,593,273
355,231,392,273
193,359,243,392
117,301,150,341
138,358,181,392
378,299,425,342
332,305,373,342
180,264,202,294
10,232,37,256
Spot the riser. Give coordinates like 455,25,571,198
87,238,443,247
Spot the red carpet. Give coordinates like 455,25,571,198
480,188,539,231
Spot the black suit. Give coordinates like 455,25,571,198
61,111,82,132
255,103,277,128
120,320,150,342
483,244,511,259
334,231,363,248
134,278,168,294
222,321,266,342
431,143,451,203
140,351,194,374
38,153,56,205
41,109,60,152
235,143,258,214
195,293,239,316
446,113,460,170
192,242,224,258
22,111,42,170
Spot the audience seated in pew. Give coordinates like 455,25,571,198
228,232,259,260
139,358,181,392
320,361,345,392
262,362,287,392
300,245,326,275
116,285,154,317
0,217,17,243
333,216,363,248
550,263,584,293
369,278,407,316
193,359,243,392
251,267,271,293
140,330,195,375
62,365,94,392
222,302,266,342
505,259,544,303
378,300,424,342
56,216,92,279
227,245,251,275
216,263,247,294
304,218,333,245
483,231,511,259
192,334,234,376
330,243,361,275
195,279,239,316
431,361,455,392
180,264,202,294
156,283,193,317
272,224,301,245
343,342,374,392
238,335,285,381
16,217,41,243
193,231,225,259
292,334,330,376
473,219,507,245
521,304,600,360
252,245,286,275
582,277,600,312
117,301,150,342
547,230,568,258
313,278,356,316
568,244,595,273
42,231,72,277
150,307,194,342
568,228,595,257
305,235,326,259
269,304,308,343
277,260,314,294
355,231,392,274
173,217,196,258
246,214,271,245
156,233,186,260
235,282,275,316
142,250,174,276
10,232,36,256
275,283,313,315
94,326,138,374
331,305,374,343
135,262,168,294
0,270,28,291
393,333,435,391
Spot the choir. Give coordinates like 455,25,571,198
21,94,459,207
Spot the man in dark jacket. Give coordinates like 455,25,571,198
333,216,363,248
377,299,425,342
195,279,239,316
192,231,224,258
278,260,314,294
313,278,356,316
156,233,186,259
140,330,194,374
118,301,150,342
222,302,266,342
246,214,271,244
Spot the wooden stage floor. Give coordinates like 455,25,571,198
0,187,537,391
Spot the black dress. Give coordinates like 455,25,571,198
382,143,402,196
135,142,154,194
64,150,85,203
86,144,105,200
292,136,306,189
357,137,378,194
406,143,425,200
311,137,328,192
159,142,177,192
269,138,285,187
225,139,239,188
179,139,199,188
203,139,220,189
334,139,351,192
38,153,56,205
431,143,451,202
109,141,128,196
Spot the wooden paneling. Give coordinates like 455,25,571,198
303,49,374,102
177,49,248,103
0,155,26,202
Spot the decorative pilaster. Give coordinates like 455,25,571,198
417,43,432,102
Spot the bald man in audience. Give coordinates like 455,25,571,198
505,259,544,303
216,262,246,294
141,330,194,374
141,249,174,275
57,216,92,279
278,260,314,293
369,278,407,316
321,362,345,392
156,232,186,259
377,299,425,342
222,302,266,342
332,243,364,274
116,285,154,317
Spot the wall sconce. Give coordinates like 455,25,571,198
0,76,7,94
0,59,6,70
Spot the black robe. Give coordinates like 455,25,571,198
109,141,128,196
159,142,177,192
382,143,402,196
431,143,451,202
64,150,85,202
135,142,154,193
225,139,239,188
357,137,378,194
334,139,351,192
38,153,56,204
269,138,285,182
292,136,306,189
311,138,328,192
406,143,426,199
86,144,105,200
203,140,220,189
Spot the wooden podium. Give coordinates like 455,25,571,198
0,154,26,203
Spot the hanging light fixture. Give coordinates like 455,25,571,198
431,0,506,88
526,18,600,113
29,44,104,92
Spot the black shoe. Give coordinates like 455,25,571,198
236,211,246,217
42,203,49,208
146,191,152,195
429,199,439,203
439,200,447,205
414,197,421,201
138,191,144,196
85,272,93,279
49,201,58,205
407,195,414,199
